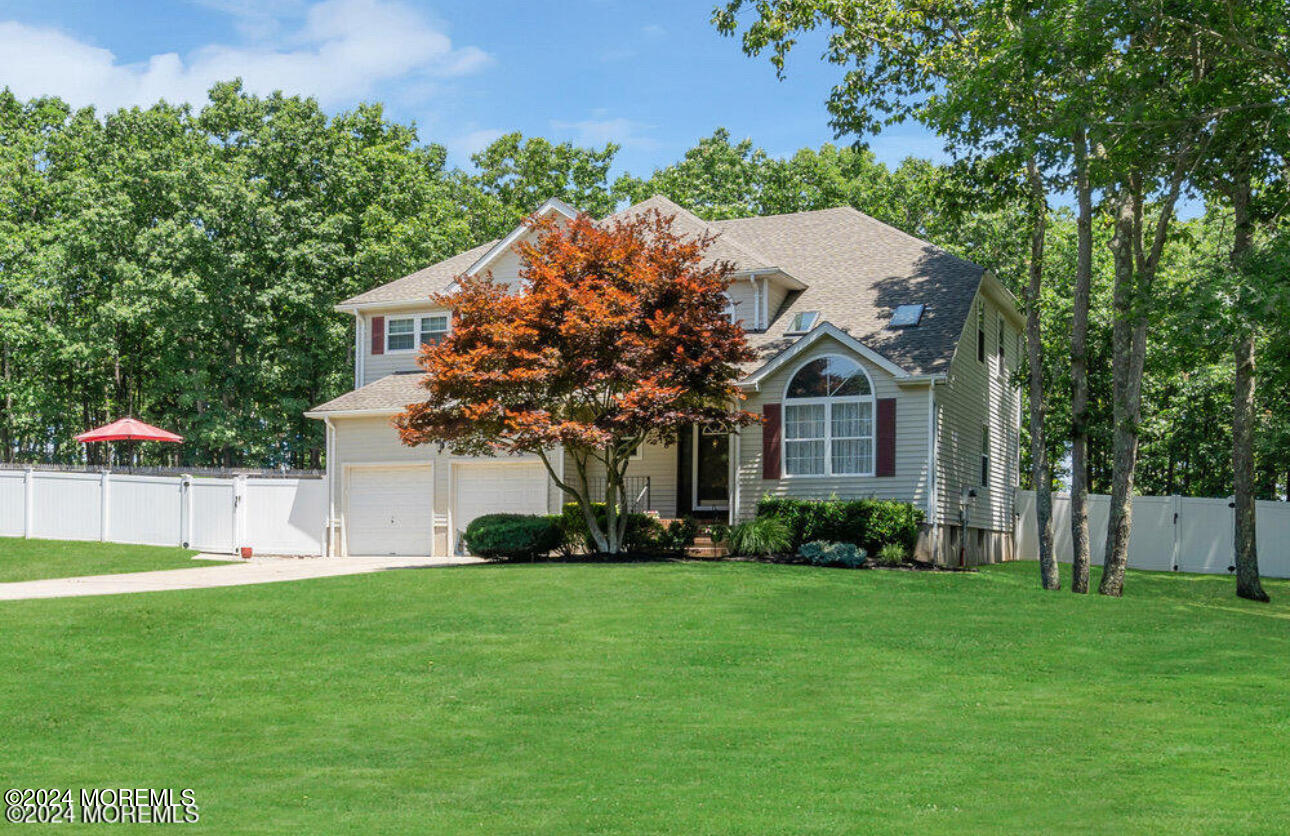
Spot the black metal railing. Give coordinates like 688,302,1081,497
586,476,651,513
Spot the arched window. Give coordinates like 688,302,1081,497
782,355,874,476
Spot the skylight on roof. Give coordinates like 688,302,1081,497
786,311,819,334
890,304,925,327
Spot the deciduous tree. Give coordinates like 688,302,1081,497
396,210,758,554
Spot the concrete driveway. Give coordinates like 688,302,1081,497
0,555,483,601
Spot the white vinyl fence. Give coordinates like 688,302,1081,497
1016,490,1290,578
0,468,327,556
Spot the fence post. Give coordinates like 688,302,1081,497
23,467,34,539
180,474,193,549
1170,494,1181,572
233,475,248,553
100,470,111,542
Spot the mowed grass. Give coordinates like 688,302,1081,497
3,561,1289,834
0,538,199,583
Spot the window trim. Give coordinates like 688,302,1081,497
780,353,876,479
384,316,418,353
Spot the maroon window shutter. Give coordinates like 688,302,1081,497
762,403,782,479
370,316,384,355
876,398,897,477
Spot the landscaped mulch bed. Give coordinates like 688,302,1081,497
488,552,976,571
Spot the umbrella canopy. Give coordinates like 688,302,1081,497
75,417,183,444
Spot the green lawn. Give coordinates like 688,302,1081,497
3,560,1289,834
0,538,200,583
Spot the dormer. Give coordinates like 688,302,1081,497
725,270,807,332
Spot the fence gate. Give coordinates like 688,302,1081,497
1015,490,1290,579
184,478,238,553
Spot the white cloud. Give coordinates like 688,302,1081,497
0,0,491,112
641,24,666,38
448,127,506,161
551,116,658,150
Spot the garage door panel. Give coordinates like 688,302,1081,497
346,465,434,556
454,462,548,553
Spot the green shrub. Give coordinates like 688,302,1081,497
727,516,792,556
799,540,866,568
877,543,907,566
655,517,700,554
463,513,564,561
560,503,678,554
756,497,923,555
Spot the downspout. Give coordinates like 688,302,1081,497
927,380,938,562
324,416,336,557
353,311,363,388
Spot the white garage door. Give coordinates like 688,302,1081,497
346,465,434,556
454,462,549,552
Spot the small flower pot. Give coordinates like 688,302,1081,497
239,547,253,559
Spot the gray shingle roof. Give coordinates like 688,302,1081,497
307,372,427,414
318,196,985,413
338,240,497,306
710,207,983,376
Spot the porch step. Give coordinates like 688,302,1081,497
685,534,728,560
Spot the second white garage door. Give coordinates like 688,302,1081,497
454,461,549,551
345,464,434,556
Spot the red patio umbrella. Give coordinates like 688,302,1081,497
76,418,183,471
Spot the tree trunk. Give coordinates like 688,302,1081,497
1229,178,1268,602
1100,189,1140,597
1025,158,1059,590
1069,127,1094,594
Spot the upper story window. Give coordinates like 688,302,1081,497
977,300,986,363
997,314,1006,375
386,317,416,352
786,310,819,335
421,315,449,346
386,315,450,352
721,292,738,325
783,354,874,477
980,424,991,486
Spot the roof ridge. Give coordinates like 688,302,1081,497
614,195,776,269
718,204,985,273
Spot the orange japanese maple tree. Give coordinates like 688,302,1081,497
395,209,758,554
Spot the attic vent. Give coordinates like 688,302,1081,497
890,304,925,327
786,311,819,334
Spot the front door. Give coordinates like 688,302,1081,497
692,426,729,510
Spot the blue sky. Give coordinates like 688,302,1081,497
0,0,950,180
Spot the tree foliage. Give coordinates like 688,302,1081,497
395,209,758,554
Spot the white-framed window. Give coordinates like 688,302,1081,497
721,292,738,324
386,315,450,352
386,317,416,352
786,310,820,334
420,315,449,346
980,424,991,486
782,354,874,477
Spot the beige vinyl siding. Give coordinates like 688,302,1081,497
564,440,680,518
734,334,932,520
329,416,560,554
933,290,1023,533
765,280,790,326
360,306,451,385
726,278,758,329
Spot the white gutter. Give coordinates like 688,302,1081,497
353,310,363,389
303,407,402,420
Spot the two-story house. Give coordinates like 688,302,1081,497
306,195,1025,564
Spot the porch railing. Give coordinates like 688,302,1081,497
586,476,651,513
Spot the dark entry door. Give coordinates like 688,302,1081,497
694,427,729,509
